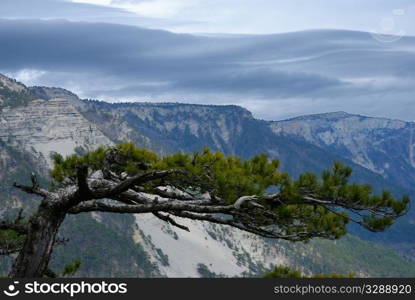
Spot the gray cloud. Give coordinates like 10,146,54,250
0,19,414,121
0,0,200,30
0,0,130,20
64,0,415,35
1,0,415,35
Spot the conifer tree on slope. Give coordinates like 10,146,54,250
0,143,409,278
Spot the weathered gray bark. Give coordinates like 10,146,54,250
9,204,66,278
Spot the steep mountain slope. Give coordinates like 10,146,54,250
79,100,254,155
270,112,415,261
0,97,111,162
1,75,415,277
0,76,157,277
270,112,415,189
133,215,415,278
80,100,411,189
79,98,415,266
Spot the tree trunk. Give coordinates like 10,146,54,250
9,205,66,278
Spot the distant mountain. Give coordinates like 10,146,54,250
78,97,415,264
271,112,415,189
270,112,415,261
1,74,415,277
78,100,412,192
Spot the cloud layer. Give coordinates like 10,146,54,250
0,19,414,121
1,0,415,34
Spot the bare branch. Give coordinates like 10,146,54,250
68,200,234,215
114,190,212,206
0,246,22,256
76,164,92,198
152,212,190,232
302,193,407,219
234,196,263,209
170,211,324,241
154,186,194,200
13,182,50,198
31,172,39,189
13,173,50,198
322,205,383,233
103,169,185,197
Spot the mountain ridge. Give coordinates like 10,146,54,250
279,111,413,123
271,111,415,188
3,72,411,125
1,73,415,276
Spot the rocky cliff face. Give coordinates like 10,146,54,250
80,101,255,155
0,81,112,165
270,112,415,190
0,74,26,94
269,112,415,262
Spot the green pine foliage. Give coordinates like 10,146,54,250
62,259,81,277
0,87,37,108
264,266,355,278
0,229,25,255
50,143,409,241
264,266,303,278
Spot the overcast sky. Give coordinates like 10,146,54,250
0,0,414,121
2,0,415,34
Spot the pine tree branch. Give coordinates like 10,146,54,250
153,186,195,201
13,182,50,198
76,164,92,198
169,211,326,241
152,212,190,232
67,200,234,215
0,246,22,256
105,169,186,197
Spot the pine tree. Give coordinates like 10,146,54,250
0,143,409,278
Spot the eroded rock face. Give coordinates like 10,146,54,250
0,74,26,93
270,112,415,189
80,101,254,155
0,97,112,164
